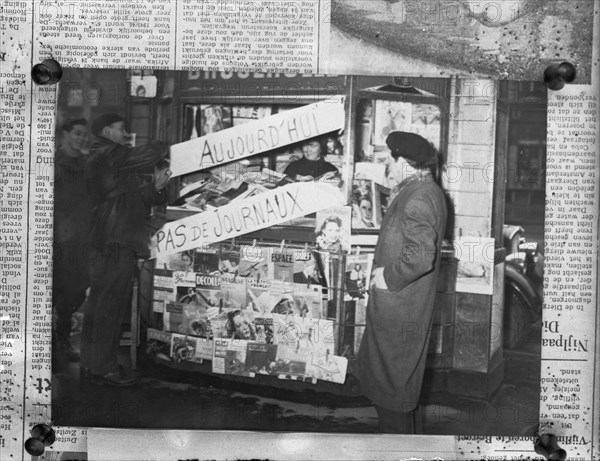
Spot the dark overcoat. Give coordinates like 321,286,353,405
357,174,447,412
86,137,168,257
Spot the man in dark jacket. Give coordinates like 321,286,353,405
80,113,171,386
357,131,447,433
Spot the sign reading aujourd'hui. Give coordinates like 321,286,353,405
150,182,345,258
169,99,345,177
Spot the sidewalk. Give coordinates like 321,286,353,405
53,322,540,435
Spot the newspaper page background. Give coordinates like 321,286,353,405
0,1,598,460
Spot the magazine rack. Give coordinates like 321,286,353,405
132,234,459,399
136,236,368,397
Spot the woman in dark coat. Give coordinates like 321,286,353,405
357,131,447,433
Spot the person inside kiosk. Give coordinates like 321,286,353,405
283,135,340,182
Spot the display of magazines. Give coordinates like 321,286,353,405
149,243,348,384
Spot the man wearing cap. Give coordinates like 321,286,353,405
81,113,171,386
357,131,447,433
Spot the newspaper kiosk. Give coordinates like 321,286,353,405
130,72,505,399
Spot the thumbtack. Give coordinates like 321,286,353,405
543,62,576,91
534,434,567,461
31,59,63,85
24,423,56,456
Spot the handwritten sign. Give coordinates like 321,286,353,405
150,182,345,258
169,99,345,177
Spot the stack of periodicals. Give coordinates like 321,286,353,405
146,243,348,385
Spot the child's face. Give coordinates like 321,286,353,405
323,222,340,243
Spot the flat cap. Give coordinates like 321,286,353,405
386,131,435,163
91,113,125,137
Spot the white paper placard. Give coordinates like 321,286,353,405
151,182,345,258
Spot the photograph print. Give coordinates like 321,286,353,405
51,69,545,437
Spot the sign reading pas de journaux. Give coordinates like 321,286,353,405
150,182,345,258
169,99,345,177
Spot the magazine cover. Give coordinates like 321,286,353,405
194,272,223,310
309,318,337,356
200,104,232,136
315,206,352,253
155,250,195,272
244,342,278,377
344,254,374,355
224,339,250,377
246,278,277,314
254,314,275,344
220,274,248,311
273,314,313,348
351,180,390,230
180,302,210,338
211,338,229,374
291,283,324,319
207,311,230,340
173,270,198,310
238,244,270,281
291,250,323,286
351,178,377,230
224,309,258,340
193,247,220,274
218,245,241,275
344,254,373,301
267,247,296,282
170,333,200,364
274,345,313,382
194,337,214,362
163,302,184,334
305,350,348,384
145,328,173,362
153,268,175,314
268,281,296,315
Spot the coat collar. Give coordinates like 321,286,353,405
389,170,432,203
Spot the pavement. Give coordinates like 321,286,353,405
53,323,540,435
